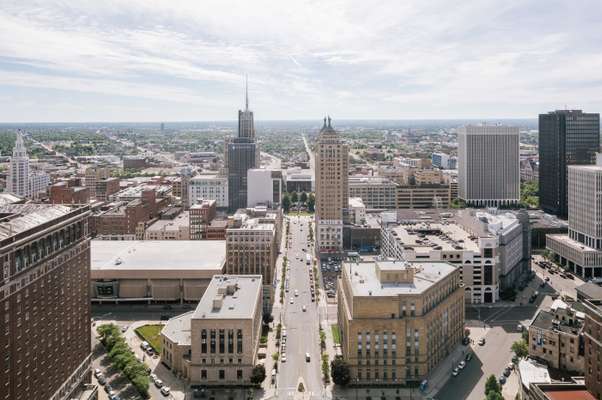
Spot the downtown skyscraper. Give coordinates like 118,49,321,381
226,78,259,211
314,117,349,255
7,131,30,197
539,110,600,218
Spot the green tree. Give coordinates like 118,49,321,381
450,198,467,209
282,193,291,212
330,357,351,386
486,391,504,400
485,374,501,395
250,364,266,385
512,339,529,359
291,191,299,204
307,193,315,212
300,192,308,203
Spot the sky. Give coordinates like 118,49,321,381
1,0,602,122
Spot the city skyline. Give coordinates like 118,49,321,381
1,1,602,122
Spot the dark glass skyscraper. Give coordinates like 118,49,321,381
539,110,600,218
227,77,258,211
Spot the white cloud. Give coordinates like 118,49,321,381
0,0,601,121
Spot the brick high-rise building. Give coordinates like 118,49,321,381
0,204,92,400
539,110,600,218
315,117,349,255
582,298,602,399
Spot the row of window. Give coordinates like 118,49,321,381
201,329,243,354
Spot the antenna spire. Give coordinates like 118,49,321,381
245,74,249,111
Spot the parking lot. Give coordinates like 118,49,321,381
320,258,341,300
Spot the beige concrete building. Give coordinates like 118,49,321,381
225,207,281,311
315,117,349,254
337,260,464,385
161,275,263,386
349,176,398,209
85,166,111,199
144,211,190,240
547,159,602,280
528,299,585,374
90,240,225,303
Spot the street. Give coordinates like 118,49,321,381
277,215,324,399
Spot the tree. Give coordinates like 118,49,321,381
291,191,299,204
307,193,315,212
300,192,308,203
512,339,529,359
250,364,266,385
486,391,504,400
263,312,274,326
485,374,500,395
282,193,291,212
330,357,351,386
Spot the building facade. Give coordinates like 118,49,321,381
188,175,229,209
247,168,283,208
582,298,602,399
6,132,29,197
85,166,111,200
337,260,464,385
0,204,92,400
539,110,600,218
50,182,90,204
160,275,263,386
458,125,520,206
547,161,602,280
315,117,349,255
349,176,398,209
226,138,258,212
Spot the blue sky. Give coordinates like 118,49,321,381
1,0,602,122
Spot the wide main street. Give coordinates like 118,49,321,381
277,215,324,399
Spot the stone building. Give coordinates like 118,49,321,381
337,259,464,385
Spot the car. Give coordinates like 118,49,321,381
160,386,171,396
529,295,537,303
452,368,459,377
154,379,163,388
566,274,574,279
504,367,511,377
290,298,294,304
150,373,157,382
458,361,466,370
295,290,299,297
121,325,128,333
107,391,116,398
281,355,287,362
302,305,307,312
478,338,486,346
109,396,121,400
545,276,550,282
140,341,149,350
507,363,514,370
97,375,106,385
105,385,113,393
499,375,506,385
462,337,470,345
465,352,473,361
517,324,523,332
305,353,311,362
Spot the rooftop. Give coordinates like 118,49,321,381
576,282,602,300
389,221,481,253
91,240,226,271
531,309,582,336
0,192,24,206
343,260,457,297
518,359,551,389
162,311,193,346
0,204,77,240
193,275,262,320
146,211,189,232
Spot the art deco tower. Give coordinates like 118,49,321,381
7,131,30,197
314,117,349,254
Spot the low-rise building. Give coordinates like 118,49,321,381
529,382,596,400
381,208,530,303
90,240,225,303
284,167,313,193
190,200,217,239
528,299,585,373
337,259,464,385
160,275,263,386
94,177,120,202
144,211,190,240
49,181,90,204
349,176,398,209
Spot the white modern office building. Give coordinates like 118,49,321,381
458,125,520,206
246,168,283,208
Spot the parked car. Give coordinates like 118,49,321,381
458,361,466,370
97,375,106,386
465,353,473,362
452,368,459,377
499,375,506,385
154,379,163,388
504,367,511,377
305,353,311,362
160,386,171,396
478,338,486,346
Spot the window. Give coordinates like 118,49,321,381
237,330,243,353
201,330,207,353
219,370,225,380
219,329,225,353
228,330,234,353
237,370,243,380
201,370,207,380
210,330,216,353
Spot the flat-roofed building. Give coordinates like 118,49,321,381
85,166,111,200
529,382,596,400
0,204,92,400
458,124,520,206
190,200,217,240
90,240,225,303
349,176,398,209
49,181,90,204
381,208,530,303
160,275,263,386
225,207,281,311
144,211,190,240
188,174,229,209
528,299,585,373
337,260,464,385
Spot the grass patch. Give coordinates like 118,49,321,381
331,324,341,345
135,324,164,353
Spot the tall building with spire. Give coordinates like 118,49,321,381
314,117,349,255
7,131,30,197
226,77,259,211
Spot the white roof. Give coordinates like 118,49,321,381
518,359,551,389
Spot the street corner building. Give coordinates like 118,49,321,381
336,259,465,385
0,204,93,400
90,240,226,303
160,275,263,386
